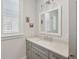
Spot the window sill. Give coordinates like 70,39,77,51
1,33,25,41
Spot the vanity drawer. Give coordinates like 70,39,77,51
49,51,68,59
32,42,48,56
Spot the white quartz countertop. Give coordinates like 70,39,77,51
26,37,69,58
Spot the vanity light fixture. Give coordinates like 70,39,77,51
29,23,34,28
46,0,51,4
26,17,30,23
52,0,54,2
41,20,43,24
40,0,56,11
46,0,54,4
41,4,43,9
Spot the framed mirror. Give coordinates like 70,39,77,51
39,7,62,36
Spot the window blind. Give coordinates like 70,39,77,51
2,0,20,33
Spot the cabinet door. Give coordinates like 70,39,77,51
69,0,77,59
41,54,48,59
39,52,48,59
26,40,32,59
32,52,39,59
32,42,48,56
31,46,48,59
31,47,39,59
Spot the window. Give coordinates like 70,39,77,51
2,0,20,34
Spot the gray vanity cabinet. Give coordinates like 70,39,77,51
31,42,48,59
26,40,68,59
26,40,48,59
26,40,32,59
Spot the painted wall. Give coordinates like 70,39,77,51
23,0,37,37
36,0,69,42
1,37,26,59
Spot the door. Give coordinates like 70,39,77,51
69,0,77,59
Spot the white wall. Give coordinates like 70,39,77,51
1,36,26,59
36,0,69,42
23,0,37,37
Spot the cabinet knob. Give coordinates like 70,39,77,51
68,54,75,59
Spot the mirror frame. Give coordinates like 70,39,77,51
39,6,62,36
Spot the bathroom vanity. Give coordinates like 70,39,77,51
26,37,68,59
26,1,68,59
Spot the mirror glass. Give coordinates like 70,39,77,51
39,7,61,35
48,9,58,33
